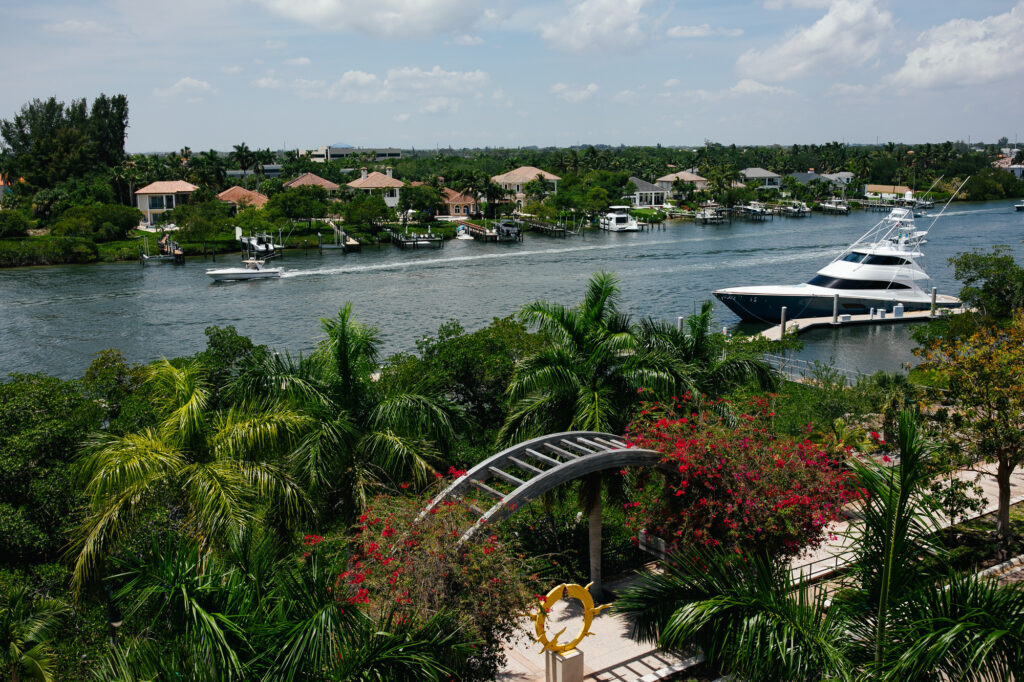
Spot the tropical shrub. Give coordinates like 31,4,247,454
623,395,861,560
0,209,31,237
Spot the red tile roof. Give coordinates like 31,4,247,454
217,186,269,208
347,171,404,189
283,172,340,190
135,180,198,194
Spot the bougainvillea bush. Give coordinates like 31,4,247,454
312,491,540,681
623,395,863,562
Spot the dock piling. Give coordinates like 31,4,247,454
930,287,937,317
832,295,839,325
780,307,788,337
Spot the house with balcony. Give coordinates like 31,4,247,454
442,187,479,217
346,167,404,208
626,177,668,207
135,180,198,225
739,167,782,190
491,166,560,206
655,170,708,194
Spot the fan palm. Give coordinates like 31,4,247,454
232,303,455,522
72,359,312,594
616,411,1024,680
0,586,68,682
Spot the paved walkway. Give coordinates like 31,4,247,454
501,460,1024,681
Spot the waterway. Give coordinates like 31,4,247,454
2,201,1021,379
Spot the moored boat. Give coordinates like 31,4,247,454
599,206,639,232
820,197,850,214
713,207,960,323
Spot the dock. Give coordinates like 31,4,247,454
759,304,965,341
461,220,523,242
318,223,361,253
386,228,444,249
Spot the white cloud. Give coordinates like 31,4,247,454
551,82,599,102
886,2,1024,89
264,39,287,50
541,0,652,52
285,56,311,66
830,82,868,96
764,0,830,9
394,112,411,122
325,65,486,110
222,65,242,74
686,78,796,101
256,0,484,37
666,24,742,38
254,71,283,89
613,89,637,102
42,19,111,34
737,0,893,82
663,78,680,88
153,77,215,99
419,97,460,114
448,34,484,45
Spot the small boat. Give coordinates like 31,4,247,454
236,226,283,258
207,259,281,282
713,206,961,323
140,233,185,264
1015,200,1024,212
455,225,473,240
599,206,639,232
820,197,850,215
782,200,811,217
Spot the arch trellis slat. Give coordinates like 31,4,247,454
419,431,665,544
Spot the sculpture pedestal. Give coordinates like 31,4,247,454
545,649,584,682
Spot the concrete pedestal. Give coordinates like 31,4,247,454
545,649,584,682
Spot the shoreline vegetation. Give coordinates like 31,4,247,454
2,255,1024,678
3,94,1024,268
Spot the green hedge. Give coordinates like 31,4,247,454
0,237,99,266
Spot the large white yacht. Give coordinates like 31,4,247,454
599,206,639,232
713,207,961,323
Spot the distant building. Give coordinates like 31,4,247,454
217,186,269,209
226,164,282,180
135,180,198,225
283,172,341,193
739,167,782,190
491,166,560,206
626,177,668,207
347,167,404,208
305,146,402,162
655,170,708,193
786,170,850,189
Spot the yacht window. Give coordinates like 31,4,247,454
806,275,911,290
842,253,867,263
863,254,910,266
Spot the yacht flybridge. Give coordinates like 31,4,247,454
599,206,639,232
713,207,961,323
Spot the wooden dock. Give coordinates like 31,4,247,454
461,220,523,242
387,228,444,249
759,305,965,341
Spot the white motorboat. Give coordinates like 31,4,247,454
1015,199,1024,212
782,200,811,217
820,197,850,214
599,206,639,232
236,226,283,257
207,259,281,282
713,206,961,323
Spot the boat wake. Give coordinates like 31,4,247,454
919,207,1005,217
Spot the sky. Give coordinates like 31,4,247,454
1,0,1023,153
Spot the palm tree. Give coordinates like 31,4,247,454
616,412,1024,680
501,272,677,598
0,585,68,682
72,359,312,594
230,143,255,189
232,303,455,522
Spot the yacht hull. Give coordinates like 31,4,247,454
713,290,959,323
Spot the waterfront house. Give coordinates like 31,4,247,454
491,166,560,207
135,180,198,226
347,167,404,208
283,172,341,193
217,186,269,209
304,145,402,162
655,170,708,194
442,187,479,217
865,184,912,200
626,177,668,207
739,167,782,190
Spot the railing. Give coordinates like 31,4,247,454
763,354,871,386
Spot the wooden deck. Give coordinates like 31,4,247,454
759,304,965,341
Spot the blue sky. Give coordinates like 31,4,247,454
2,1,1022,152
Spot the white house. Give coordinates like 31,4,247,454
655,170,708,193
135,180,198,225
739,167,782,190
627,177,669,207
346,167,404,208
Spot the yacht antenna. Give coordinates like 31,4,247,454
923,176,969,234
